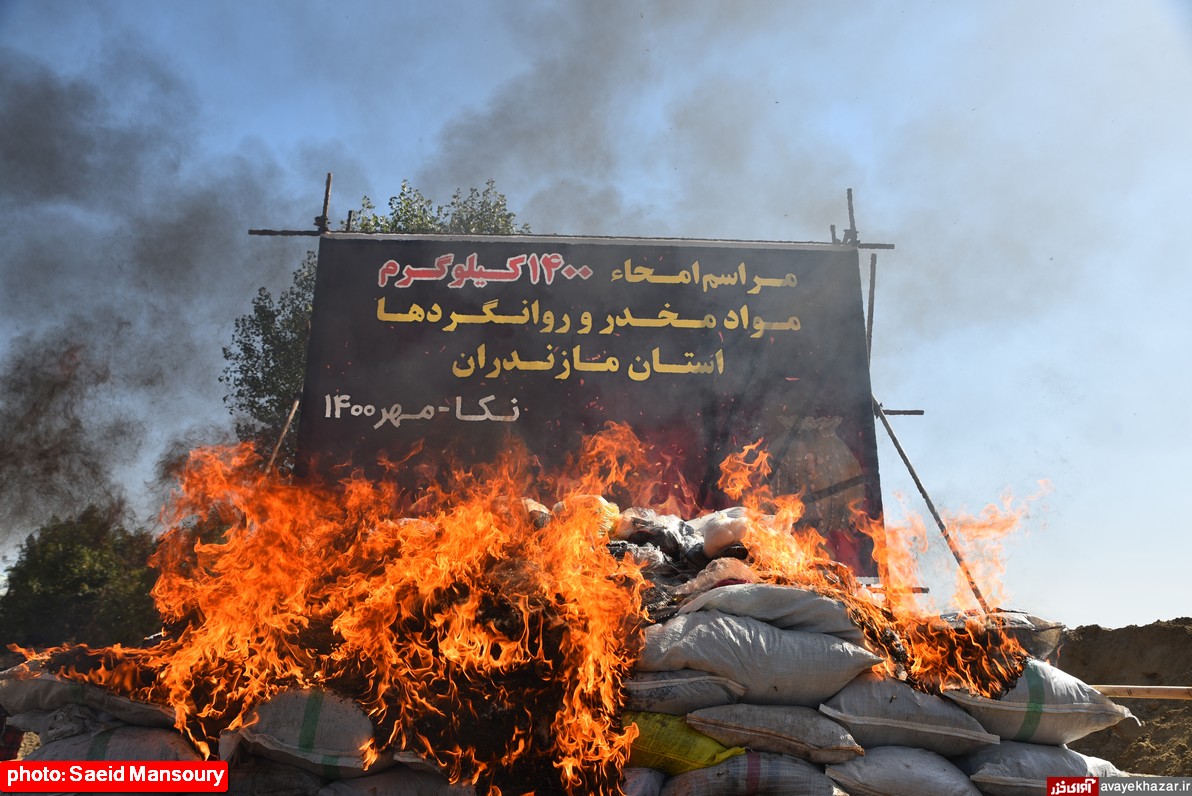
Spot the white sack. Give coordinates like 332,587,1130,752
624,670,747,714
638,610,881,706
25,725,200,761
623,767,668,796
0,662,174,728
826,745,982,796
819,672,999,756
956,740,1128,796
661,750,846,796
679,583,865,644
685,703,862,765
943,659,1135,745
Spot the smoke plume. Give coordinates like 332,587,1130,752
0,43,311,537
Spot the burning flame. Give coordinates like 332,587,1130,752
714,441,1028,697
24,425,1034,793
40,434,651,794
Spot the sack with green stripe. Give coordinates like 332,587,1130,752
25,726,200,761
942,659,1135,745
219,688,392,780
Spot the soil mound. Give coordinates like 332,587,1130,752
1056,617,1192,776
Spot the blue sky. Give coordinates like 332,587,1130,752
1,1,1189,630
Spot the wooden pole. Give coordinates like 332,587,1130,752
1092,685,1192,701
866,253,877,363
874,398,993,614
265,398,302,473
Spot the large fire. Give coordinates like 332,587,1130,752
20,424,1029,794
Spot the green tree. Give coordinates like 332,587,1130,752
0,506,160,648
221,181,528,470
350,179,530,235
219,251,317,469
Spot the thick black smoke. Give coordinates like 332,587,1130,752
0,44,311,539
0,325,137,536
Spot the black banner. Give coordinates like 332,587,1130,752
296,235,881,572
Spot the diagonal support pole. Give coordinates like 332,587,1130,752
873,397,992,614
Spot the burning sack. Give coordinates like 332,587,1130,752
219,688,391,780
637,609,882,706
23,725,200,762
0,661,174,729
675,583,866,645
316,766,475,796
943,659,1136,745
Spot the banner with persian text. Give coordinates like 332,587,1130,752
296,234,881,572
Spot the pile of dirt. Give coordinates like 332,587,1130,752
1056,617,1192,775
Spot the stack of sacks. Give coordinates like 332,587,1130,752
944,659,1138,795
623,577,879,795
0,665,473,796
0,661,193,763
614,519,1140,796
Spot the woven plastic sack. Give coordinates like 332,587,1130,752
225,755,329,796
685,704,862,764
623,767,668,796
826,745,981,796
624,670,746,714
819,672,999,755
943,659,1134,745
6,703,123,743
660,750,846,796
940,610,1065,662
672,559,760,599
638,610,882,706
25,726,200,761
220,688,391,780
956,740,1127,796
625,710,745,776
0,662,174,728
317,765,475,796
686,507,749,558
678,583,865,645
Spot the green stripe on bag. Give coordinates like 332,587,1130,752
298,689,325,752
87,729,114,760
1012,661,1046,741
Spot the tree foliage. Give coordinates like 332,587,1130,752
219,251,317,469
0,506,160,648
221,180,528,469
349,179,530,236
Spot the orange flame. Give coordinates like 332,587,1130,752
30,429,1035,791
712,440,1028,697
42,435,649,794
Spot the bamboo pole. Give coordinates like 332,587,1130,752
1092,685,1192,701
